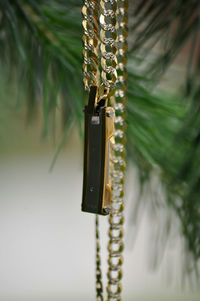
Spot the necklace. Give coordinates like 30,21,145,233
81,0,128,300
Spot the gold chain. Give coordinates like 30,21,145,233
99,0,118,89
82,0,100,90
82,0,128,300
95,215,104,300
107,0,128,299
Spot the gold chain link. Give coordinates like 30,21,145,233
82,1,128,300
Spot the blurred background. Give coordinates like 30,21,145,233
1,0,200,300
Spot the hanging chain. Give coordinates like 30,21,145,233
96,215,104,300
82,0,128,300
99,0,118,89
82,0,100,90
107,0,128,299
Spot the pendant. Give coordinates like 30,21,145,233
82,86,115,215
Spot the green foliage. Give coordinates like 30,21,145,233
130,0,200,261
0,0,200,272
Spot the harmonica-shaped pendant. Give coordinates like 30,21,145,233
82,86,115,215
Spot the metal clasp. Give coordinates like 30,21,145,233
82,86,115,215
